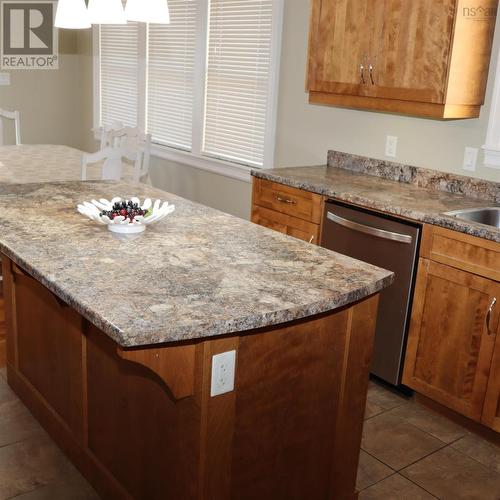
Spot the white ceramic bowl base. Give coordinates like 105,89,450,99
108,224,146,234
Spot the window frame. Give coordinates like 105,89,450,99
93,0,284,182
483,37,500,171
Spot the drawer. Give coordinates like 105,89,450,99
252,178,323,224
251,205,320,244
421,225,500,281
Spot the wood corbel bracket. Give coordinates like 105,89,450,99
117,343,196,400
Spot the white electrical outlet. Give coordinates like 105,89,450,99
0,73,10,86
385,135,398,158
463,147,478,172
211,350,236,397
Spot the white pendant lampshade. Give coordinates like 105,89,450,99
54,0,91,29
88,0,127,24
125,0,170,24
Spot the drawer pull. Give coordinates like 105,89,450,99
486,297,497,336
274,195,296,205
360,64,366,84
369,64,375,85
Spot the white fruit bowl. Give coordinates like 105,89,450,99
77,197,175,234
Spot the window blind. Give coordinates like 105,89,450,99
100,22,139,127
147,0,197,150
203,0,274,167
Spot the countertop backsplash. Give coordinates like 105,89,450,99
327,150,500,204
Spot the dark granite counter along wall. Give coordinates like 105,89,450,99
252,152,500,243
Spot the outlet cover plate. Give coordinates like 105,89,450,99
463,147,478,172
385,135,398,158
211,350,236,397
0,73,10,86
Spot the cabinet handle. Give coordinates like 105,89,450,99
369,64,375,85
274,194,296,205
486,297,497,335
360,64,366,84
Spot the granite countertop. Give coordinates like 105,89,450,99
0,182,393,347
252,164,500,243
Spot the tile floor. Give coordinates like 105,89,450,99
1,366,499,499
358,380,500,499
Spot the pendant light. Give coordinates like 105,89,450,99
125,0,170,24
54,0,91,29
87,0,127,24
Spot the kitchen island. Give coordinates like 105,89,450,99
0,182,393,500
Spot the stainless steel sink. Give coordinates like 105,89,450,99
444,207,500,229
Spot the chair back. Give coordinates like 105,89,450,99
99,122,151,182
0,109,21,146
81,146,143,182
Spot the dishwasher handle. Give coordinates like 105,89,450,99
326,211,413,244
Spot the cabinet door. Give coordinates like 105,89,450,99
251,205,320,244
482,315,500,432
308,0,376,95
13,266,85,439
365,0,455,103
403,259,499,421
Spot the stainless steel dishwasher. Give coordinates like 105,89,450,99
322,200,421,386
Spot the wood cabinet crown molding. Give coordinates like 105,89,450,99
307,0,498,119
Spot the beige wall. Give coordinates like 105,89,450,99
0,29,85,148
142,0,500,219
275,0,500,184
10,1,499,221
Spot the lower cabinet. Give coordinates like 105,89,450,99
251,205,320,244
403,258,500,425
251,177,323,244
250,177,500,433
483,337,500,432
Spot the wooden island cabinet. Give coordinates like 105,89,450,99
307,0,498,118
2,255,385,500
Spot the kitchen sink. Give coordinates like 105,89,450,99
444,207,500,229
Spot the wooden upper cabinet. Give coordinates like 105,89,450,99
307,0,498,119
368,0,455,104
307,0,373,93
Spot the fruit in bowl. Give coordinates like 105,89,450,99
77,197,175,234
101,199,150,223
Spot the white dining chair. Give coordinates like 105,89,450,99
81,146,143,182
99,122,152,182
0,109,21,146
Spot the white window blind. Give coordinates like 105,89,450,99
203,0,274,167
147,1,197,151
95,0,283,176
100,22,139,127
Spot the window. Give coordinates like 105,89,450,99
94,0,283,176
